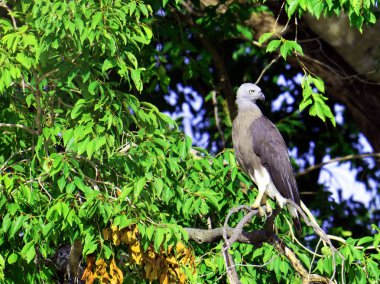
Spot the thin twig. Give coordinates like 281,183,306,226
274,1,285,32
0,147,33,172
285,217,323,257
255,54,281,84
289,199,345,284
297,152,380,176
327,234,377,250
37,177,52,202
0,1,17,28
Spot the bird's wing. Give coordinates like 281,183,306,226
250,116,300,206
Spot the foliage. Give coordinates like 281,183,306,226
0,0,379,283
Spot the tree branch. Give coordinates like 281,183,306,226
67,239,83,283
34,72,43,135
0,1,17,29
211,90,226,148
0,122,37,135
172,6,235,119
185,203,335,283
297,152,380,177
274,242,332,284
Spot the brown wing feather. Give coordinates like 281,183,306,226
251,116,301,207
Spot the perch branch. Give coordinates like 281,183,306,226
186,203,334,283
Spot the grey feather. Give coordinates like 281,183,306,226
250,116,300,206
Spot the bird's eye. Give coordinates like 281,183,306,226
249,90,255,94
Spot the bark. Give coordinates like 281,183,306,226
300,14,380,152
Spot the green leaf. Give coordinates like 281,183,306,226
258,32,274,45
88,81,99,96
118,215,134,230
42,222,54,237
86,139,96,159
92,11,103,28
131,69,143,91
9,216,27,239
134,177,146,198
154,227,165,251
71,99,86,119
16,53,32,69
266,40,282,52
287,0,299,17
297,252,311,269
21,241,36,263
287,40,303,55
236,24,253,41
357,236,373,246
57,176,66,192
102,59,114,74
299,98,312,111
126,52,138,69
7,252,18,264
312,76,325,93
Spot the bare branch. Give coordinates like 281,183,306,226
297,152,380,177
0,122,37,135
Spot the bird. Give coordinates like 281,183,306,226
232,83,302,235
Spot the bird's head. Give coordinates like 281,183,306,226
236,83,265,102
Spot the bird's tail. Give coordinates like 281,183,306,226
288,205,303,236
293,216,302,237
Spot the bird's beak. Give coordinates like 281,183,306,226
258,91,265,101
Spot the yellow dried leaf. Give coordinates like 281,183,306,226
112,229,121,246
165,255,177,265
81,267,95,284
179,272,187,284
99,273,111,282
102,228,111,241
120,230,134,244
145,262,152,280
176,242,186,252
130,242,141,253
146,246,156,259
109,258,123,284
81,255,96,283
160,269,169,284
132,252,142,265
95,259,108,277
